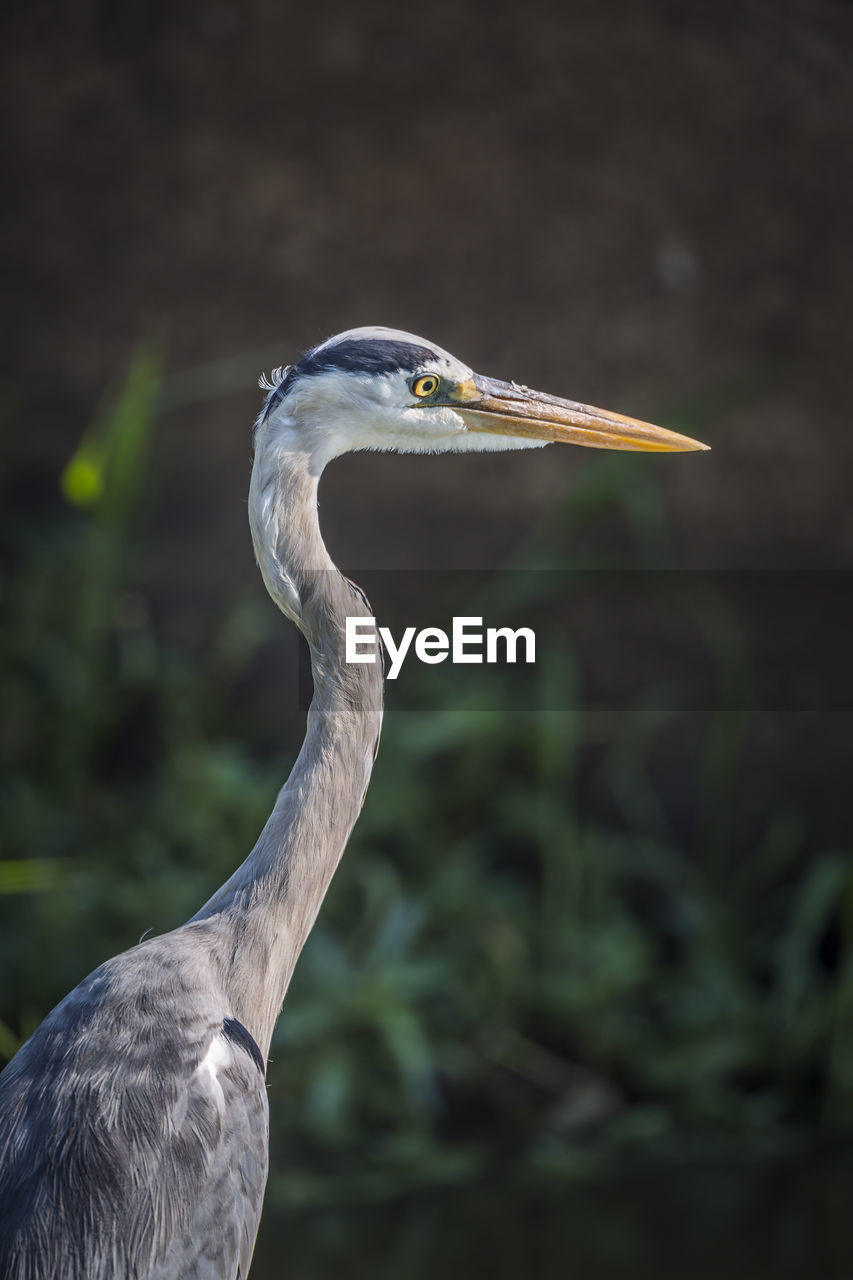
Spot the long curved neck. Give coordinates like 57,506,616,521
194,439,383,1057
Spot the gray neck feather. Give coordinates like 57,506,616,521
192,435,383,1057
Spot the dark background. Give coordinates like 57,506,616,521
4,0,852,579
1,2,852,1276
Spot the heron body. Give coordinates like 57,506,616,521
0,328,706,1278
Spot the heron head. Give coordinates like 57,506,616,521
256,326,708,466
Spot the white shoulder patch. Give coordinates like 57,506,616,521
195,1033,232,1109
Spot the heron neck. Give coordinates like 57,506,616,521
193,442,383,1058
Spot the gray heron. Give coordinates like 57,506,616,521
0,327,707,1278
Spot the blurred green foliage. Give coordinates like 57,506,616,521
1,351,851,1211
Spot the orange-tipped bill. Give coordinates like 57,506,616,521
449,375,709,452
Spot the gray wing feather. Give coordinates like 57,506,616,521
0,930,269,1280
149,1033,268,1279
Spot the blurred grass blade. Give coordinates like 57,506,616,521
54,341,162,779
61,341,162,517
0,1018,21,1063
0,858,65,894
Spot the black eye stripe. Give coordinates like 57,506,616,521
261,339,444,423
302,339,439,380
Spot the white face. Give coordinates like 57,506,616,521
259,326,545,465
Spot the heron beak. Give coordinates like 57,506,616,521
448,375,709,453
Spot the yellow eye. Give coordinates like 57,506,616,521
411,374,440,398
